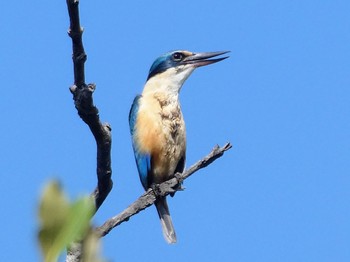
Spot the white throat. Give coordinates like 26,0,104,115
143,66,195,96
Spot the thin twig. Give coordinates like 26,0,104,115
66,0,85,87
95,143,232,238
66,0,113,212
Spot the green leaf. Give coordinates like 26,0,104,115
38,181,95,262
38,181,70,262
58,196,95,248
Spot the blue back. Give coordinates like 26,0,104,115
129,95,152,189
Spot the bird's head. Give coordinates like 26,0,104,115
146,50,229,85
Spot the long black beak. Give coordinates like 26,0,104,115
183,51,230,67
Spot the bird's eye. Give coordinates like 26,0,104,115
172,52,183,61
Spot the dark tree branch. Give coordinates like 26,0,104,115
66,0,113,212
66,0,85,87
95,143,232,238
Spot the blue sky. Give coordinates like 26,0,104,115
1,1,349,261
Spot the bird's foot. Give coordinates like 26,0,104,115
151,182,176,198
150,183,161,197
151,173,185,197
170,173,185,197
174,173,185,190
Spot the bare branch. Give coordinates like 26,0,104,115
66,0,85,87
66,243,82,262
95,143,232,238
66,0,113,212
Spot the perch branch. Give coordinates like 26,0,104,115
66,0,113,212
95,143,232,238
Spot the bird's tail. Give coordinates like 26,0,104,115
155,196,177,244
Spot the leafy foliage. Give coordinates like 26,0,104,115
38,181,97,262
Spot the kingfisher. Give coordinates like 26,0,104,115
129,50,229,243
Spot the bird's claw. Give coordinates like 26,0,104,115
151,183,161,196
151,173,185,197
169,173,185,197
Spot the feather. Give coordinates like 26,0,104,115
129,95,151,189
155,196,177,244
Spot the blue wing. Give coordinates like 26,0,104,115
129,95,151,189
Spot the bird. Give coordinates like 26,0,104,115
129,50,229,243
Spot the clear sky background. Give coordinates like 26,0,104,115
1,1,349,261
